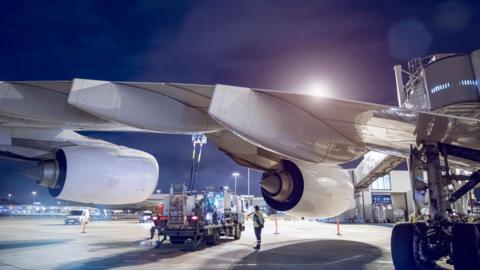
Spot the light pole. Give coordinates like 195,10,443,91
232,172,239,197
8,193,12,201
247,168,250,196
32,191,37,205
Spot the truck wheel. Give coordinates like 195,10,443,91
206,230,219,246
452,223,480,270
391,223,432,270
234,225,241,240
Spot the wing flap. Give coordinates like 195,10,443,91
209,84,480,165
266,90,480,152
0,81,106,126
68,79,222,133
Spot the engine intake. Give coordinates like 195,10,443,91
261,160,304,211
23,146,159,205
261,160,354,218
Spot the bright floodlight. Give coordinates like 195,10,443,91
305,80,332,97
32,191,37,195
232,172,240,177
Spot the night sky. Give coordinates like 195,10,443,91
1,1,479,203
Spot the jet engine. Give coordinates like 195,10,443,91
260,160,354,218
25,146,159,205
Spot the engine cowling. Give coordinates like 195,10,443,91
261,160,354,218
27,146,159,205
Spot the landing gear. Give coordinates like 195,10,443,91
391,143,480,270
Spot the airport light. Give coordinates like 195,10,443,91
232,172,240,197
305,80,332,97
247,168,250,196
32,191,37,205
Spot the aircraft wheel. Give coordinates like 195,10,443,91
391,223,434,270
412,223,436,268
452,223,480,270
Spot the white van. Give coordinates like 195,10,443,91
65,209,90,225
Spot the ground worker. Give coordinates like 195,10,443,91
80,209,90,233
150,213,167,240
150,214,160,240
247,205,264,249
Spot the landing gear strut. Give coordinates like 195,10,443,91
391,143,480,270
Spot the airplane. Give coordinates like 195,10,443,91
1,49,479,270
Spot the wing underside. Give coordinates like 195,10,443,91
1,80,479,169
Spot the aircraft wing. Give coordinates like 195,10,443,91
208,85,480,165
1,79,479,167
2,79,480,211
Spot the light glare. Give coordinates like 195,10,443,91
305,81,332,97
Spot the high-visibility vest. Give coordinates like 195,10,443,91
253,212,264,228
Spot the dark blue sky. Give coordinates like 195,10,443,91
1,1,479,203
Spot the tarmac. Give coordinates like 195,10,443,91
0,217,396,270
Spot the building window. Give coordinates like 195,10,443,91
371,174,391,190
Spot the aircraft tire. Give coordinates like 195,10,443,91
392,222,433,270
452,223,480,270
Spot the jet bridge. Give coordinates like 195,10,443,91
354,50,480,193
352,151,404,192
389,49,480,270
394,49,480,117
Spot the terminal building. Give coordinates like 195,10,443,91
331,169,414,223
354,170,413,223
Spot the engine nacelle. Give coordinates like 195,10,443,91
261,160,354,218
30,146,159,205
